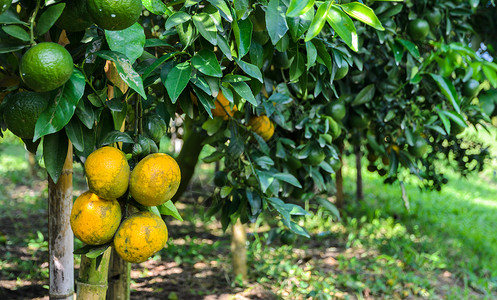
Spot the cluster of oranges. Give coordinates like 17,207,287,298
204,90,275,141
70,146,181,263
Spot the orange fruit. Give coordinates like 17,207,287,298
87,0,142,31
20,42,73,92
85,146,130,199
212,91,237,120
113,211,168,263
70,191,121,245
248,115,275,141
129,153,181,207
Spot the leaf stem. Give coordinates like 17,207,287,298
29,0,42,46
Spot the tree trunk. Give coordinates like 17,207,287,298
76,248,112,300
172,117,207,202
231,219,247,283
48,143,74,300
335,142,345,209
106,248,131,300
27,152,37,178
355,145,364,201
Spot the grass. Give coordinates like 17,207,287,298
1,128,497,299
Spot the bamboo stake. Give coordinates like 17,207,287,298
48,142,74,300
76,248,112,300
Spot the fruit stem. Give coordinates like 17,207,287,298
29,0,41,46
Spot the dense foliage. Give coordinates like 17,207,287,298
0,0,496,241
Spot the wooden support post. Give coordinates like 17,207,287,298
48,143,74,300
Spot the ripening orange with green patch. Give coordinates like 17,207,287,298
85,146,130,200
113,211,168,263
248,115,275,141
129,153,181,207
70,191,121,245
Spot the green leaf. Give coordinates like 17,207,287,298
289,52,305,81
266,0,289,45
351,84,375,106
96,51,147,99
158,200,184,221
267,197,291,221
311,39,332,72
202,117,224,135
234,0,249,20
396,38,420,60
429,73,460,113
35,3,65,35
287,0,315,17
339,2,384,31
2,25,30,41
65,117,87,152
191,49,223,77
98,131,134,146
75,97,95,129
236,60,263,83
233,18,252,58
206,0,233,22
165,62,192,103
326,5,358,52
282,219,310,238
33,70,85,142
305,41,317,70
165,11,192,30
202,151,224,163
177,21,195,49
482,64,497,88
304,1,331,42
230,81,256,105
191,86,215,118
217,34,233,61
192,13,218,45
105,23,146,63
274,173,302,188
220,186,233,198
142,0,168,15
316,197,340,220
0,9,28,25
288,9,314,41
223,74,251,82
142,52,179,80
43,131,68,184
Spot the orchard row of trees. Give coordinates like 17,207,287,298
1,0,496,299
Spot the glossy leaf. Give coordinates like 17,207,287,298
289,52,305,81
287,8,314,41
165,62,192,103
33,70,86,142
165,11,192,30
193,13,217,45
287,0,315,17
35,3,65,35
230,81,256,105
236,59,263,83
191,50,223,77
105,24,145,63
158,201,184,221
326,5,358,52
351,84,375,106
2,25,30,41
429,73,460,113
206,0,233,22
274,173,302,188
266,0,289,45
96,51,147,99
98,131,134,146
142,0,168,15
340,2,384,31
304,1,331,42
43,131,68,184
233,18,252,58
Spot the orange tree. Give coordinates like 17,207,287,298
0,0,495,297
324,0,497,200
